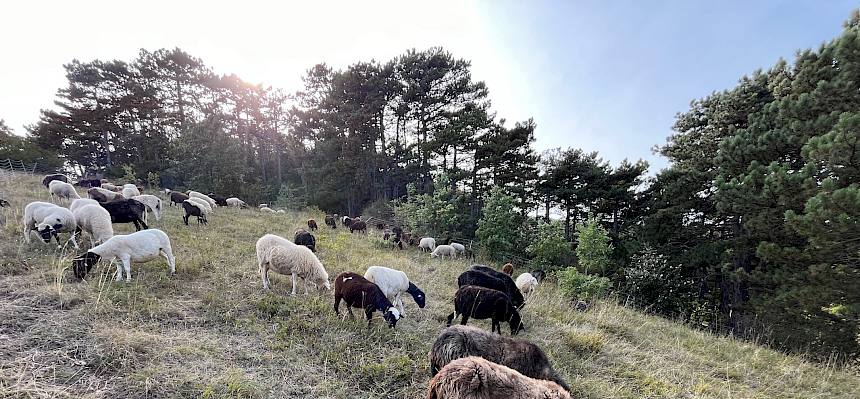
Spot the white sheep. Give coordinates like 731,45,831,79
101,182,122,192
450,242,466,255
186,197,212,213
131,194,163,222
188,191,217,209
515,272,539,299
71,229,176,282
260,206,276,213
22,201,78,248
48,180,81,202
72,204,114,245
88,187,121,201
364,266,426,316
431,244,456,259
225,197,246,208
121,184,141,198
255,233,330,295
419,237,437,252
69,198,100,213
276,209,286,214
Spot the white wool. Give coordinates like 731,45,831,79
89,187,121,201
364,266,411,315
419,237,437,251
225,197,245,207
101,183,122,192
276,209,286,214
88,229,176,281
121,184,141,198
72,204,114,245
256,233,330,294
188,191,217,209
69,198,100,213
450,242,466,254
260,206,275,213
515,273,539,295
49,180,81,201
431,244,456,259
186,197,212,213
132,194,163,221
22,201,78,248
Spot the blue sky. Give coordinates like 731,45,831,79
0,1,857,173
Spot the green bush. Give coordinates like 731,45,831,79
558,267,610,301
526,220,571,270
575,216,613,275
475,186,521,261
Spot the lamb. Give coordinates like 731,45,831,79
187,191,217,209
363,266,426,316
515,273,539,298
324,214,337,229
426,356,570,399
419,237,436,252
99,198,149,231
72,204,114,245
294,228,316,252
502,263,514,275
69,198,100,213
182,200,208,226
131,194,163,222
349,220,367,234
446,285,523,335
48,180,81,202
225,197,247,208
307,219,318,231
121,184,140,199
333,271,400,328
71,229,175,281
88,187,121,202
22,201,79,248
450,242,466,255
255,234,330,295
186,197,212,213
207,193,228,206
431,244,456,259
168,190,190,207
458,268,525,310
429,325,570,391
42,174,68,188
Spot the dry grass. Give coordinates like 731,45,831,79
0,172,858,398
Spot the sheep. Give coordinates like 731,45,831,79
182,200,208,226
450,242,466,255
458,268,525,310
446,285,523,335
432,244,456,259
75,178,101,188
428,325,570,391
258,203,269,209
419,237,436,252
349,220,367,234
131,194,163,222
471,265,526,307
530,270,546,283
255,234,330,295
226,197,247,208
324,214,337,229
121,184,140,199
49,180,81,202
99,198,148,231
502,263,514,275
515,273,539,298
71,229,175,281
101,182,121,192
0,198,10,207
333,271,400,328
168,190,190,207
72,204,114,245
363,266,426,316
342,216,353,228
187,191,217,209
207,193,228,206
88,187,121,202
22,201,79,248
307,219,318,231
294,228,316,252
260,206,276,213
186,197,212,214
276,209,286,214
426,356,571,399
69,198,100,213
42,174,68,188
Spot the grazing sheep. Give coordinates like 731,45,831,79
121,184,140,199
72,204,114,245
101,182,122,192
69,198,100,213
131,194,163,222
429,325,570,391
187,191,217,209
502,263,514,276
530,270,546,283
168,190,190,207
49,180,81,202
419,237,436,252
458,269,525,310
182,200,208,226
42,174,69,188
72,229,175,281
99,198,148,231
426,356,570,399
294,228,316,252
22,201,79,248
226,197,247,208
333,272,400,328
446,285,523,335
470,265,526,309
450,242,466,255
88,187,121,202
276,209,286,214
342,216,353,228
324,214,337,229
392,226,404,250
75,178,101,188
515,273,539,298
432,244,456,259
349,220,367,234
256,234,330,295
207,193,228,206
364,266,426,316
260,206,276,213
307,219,318,231
186,196,212,214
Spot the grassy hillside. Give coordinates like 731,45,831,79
1,172,858,399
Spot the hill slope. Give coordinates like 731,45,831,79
1,172,857,398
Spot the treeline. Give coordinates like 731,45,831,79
4,12,860,359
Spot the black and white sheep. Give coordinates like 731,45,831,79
294,228,316,252
426,356,571,399
428,325,570,391
72,229,176,281
48,180,81,202
42,174,68,188
256,234,330,295
185,197,212,214
99,198,149,231
363,266,426,316
132,194,163,222
187,191,217,210
334,271,400,328
182,199,208,226
446,285,523,335
466,265,526,309
342,216,353,228
22,201,79,248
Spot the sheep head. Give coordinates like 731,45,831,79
407,282,426,308
35,223,56,243
383,307,400,328
72,251,101,279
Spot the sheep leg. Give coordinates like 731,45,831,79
183,214,189,226
334,295,342,316
395,295,406,316
290,273,298,296
365,307,374,327
113,259,123,282
121,257,132,282
460,313,470,326
260,264,270,290
446,312,456,327
68,232,79,249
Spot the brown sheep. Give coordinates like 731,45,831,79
426,356,571,399
502,263,514,275
307,219,318,231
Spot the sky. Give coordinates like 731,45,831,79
0,0,857,172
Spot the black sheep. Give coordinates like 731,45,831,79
457,269,525,310
99,198,148,231
333,272,400,328
446,285,523,335
75,179,101,188
294,229,316,252
324,215,337,229
469,265,526,309
42,174,68,188
530,269,546,283
307,219,318,231
182,200,208,226
208,193,228,206
169,191,190,207
349,220,367,234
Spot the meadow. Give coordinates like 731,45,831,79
1,172,858,398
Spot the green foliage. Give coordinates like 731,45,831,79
146,171,160,189
526,221,570,270
276,183,308,211
575,216,613,275
624,245,695,315
121,165,136,183
0,119,62,168
393,174,461,239
475,186,521,261
558,268,611,301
